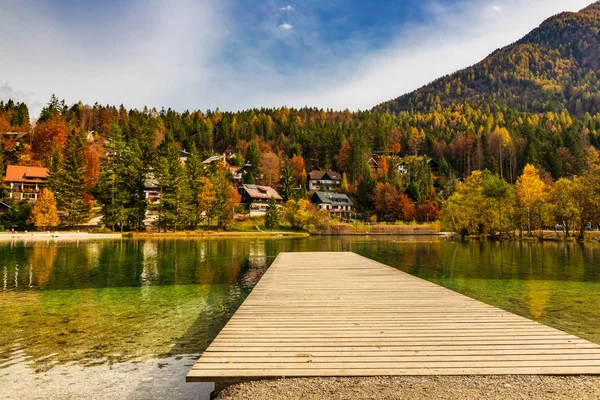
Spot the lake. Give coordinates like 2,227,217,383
1,236,600,399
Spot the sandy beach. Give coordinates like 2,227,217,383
217,376,600,399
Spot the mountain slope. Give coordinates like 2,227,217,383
375,2,600,116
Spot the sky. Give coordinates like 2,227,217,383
0,0,594,118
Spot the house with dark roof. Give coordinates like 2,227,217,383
368,157,379,173
310,192,354,214
4,165,49,201
179,150,191,164
232,164,252,185
307,170,342,192
238,184,283,215
143,178,161,204
427,158,440,173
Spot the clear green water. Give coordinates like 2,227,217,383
1,237,599,376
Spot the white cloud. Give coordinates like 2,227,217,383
279,5,294,11
0,0,593,117
492,5,503,12
0,0,228,117
257,0,592,111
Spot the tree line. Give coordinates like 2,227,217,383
1,93,600,232
441,154,600,239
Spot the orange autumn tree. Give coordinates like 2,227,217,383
388,128,402,154
259,151,280,186
377,156,389,180
290,154,307,185
397,194,417,222
32,119,70,165
84,146,100,191
335,139,352,173
373,183,398,221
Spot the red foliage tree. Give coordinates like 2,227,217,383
32,119,70,164
397,194,416,222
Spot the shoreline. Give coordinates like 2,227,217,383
0,232,123,241
129,231,310,238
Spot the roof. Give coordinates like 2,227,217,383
4,165,49,183
368,157,379,167
202,154,227,164
143,179,160,189
240,184,283,201
179,150,191,158
311,192,354,206
308,170,342,181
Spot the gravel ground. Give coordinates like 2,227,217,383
217,376,600,400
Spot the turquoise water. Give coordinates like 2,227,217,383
1,237,599,398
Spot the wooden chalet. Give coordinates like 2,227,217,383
4,165,49,201
238,184,283,215
307,170,342,192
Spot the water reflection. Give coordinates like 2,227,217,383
0,237,599,373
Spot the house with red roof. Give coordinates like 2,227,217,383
4,165,49,201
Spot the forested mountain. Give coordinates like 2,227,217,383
376,2,600,116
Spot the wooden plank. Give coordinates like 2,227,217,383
187,252,600,382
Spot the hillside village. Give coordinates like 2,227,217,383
1,142,440,231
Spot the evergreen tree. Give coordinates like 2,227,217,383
211,169,240,229
55,129,89,226
97,124,128,231
0,145,7,198
155,142,186,232
47,146,62,194
123,139,147,231
185,145,206,228
245,140,261,181
278,156,295,202
264,197,280,230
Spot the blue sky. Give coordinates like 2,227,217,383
0,0,593,117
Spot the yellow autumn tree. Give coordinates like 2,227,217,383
515,164,546,235
30,188,60,229
340,173,350,194
197,177,216,226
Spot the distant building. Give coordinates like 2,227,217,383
238,184,283,216
395,161,409,175
427,158,440,173
368,157,379,173
311,192,354,214
400,186,419,203
143,178,161,204
4,165,49,201
179,150,191,164
307,170,342,192
393,158,439,175
232,164,252,185
202,154,229,167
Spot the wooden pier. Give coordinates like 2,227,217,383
187,252,600,384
